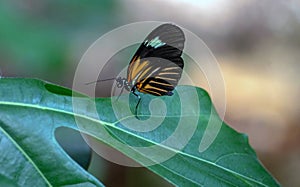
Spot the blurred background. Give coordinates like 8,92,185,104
1,0,299,186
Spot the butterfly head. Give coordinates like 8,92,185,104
116,77,132,91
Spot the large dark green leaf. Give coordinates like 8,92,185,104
0,78,280,186
0,78,104,187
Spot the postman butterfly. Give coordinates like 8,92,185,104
89,23,185,117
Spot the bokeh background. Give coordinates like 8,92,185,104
1,0,300,186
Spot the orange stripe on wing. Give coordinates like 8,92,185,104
139,88,162,96
149,80,173,87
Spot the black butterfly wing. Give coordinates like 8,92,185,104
127,23,185,96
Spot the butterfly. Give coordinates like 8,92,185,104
88,23,185,117
115,23,185,117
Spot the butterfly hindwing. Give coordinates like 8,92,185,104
127,23,185,96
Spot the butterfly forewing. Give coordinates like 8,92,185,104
127,23,185,96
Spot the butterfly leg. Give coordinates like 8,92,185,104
116,85,125,102
135,95,141,118
132,91,141,119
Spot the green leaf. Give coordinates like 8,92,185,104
0,78,104,187
0,78,280,186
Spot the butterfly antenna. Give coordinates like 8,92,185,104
85,78,116,85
